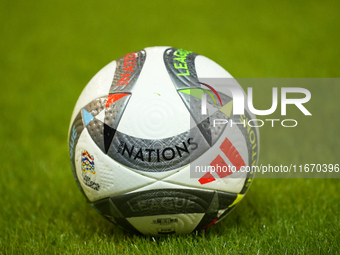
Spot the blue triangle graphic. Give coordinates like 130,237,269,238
82,108,95,126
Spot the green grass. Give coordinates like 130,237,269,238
1,0,340,254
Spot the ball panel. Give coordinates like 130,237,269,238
92,188,239,235
108,189,215,217
109,50,146,93
106,126,209,172
92,198,142,234
117,47,191,139
74,128,157,202
177,90,233,147
69,60,116,132
161,116,250,194
163,48,198,89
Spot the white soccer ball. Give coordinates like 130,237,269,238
68,46,260,235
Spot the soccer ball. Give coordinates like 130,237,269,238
68,46,260,235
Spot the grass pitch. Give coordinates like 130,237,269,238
1,0,339,254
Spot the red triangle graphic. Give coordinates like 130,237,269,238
198,172,216,184
106,93,130,108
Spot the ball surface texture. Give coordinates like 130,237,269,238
68,46,260,235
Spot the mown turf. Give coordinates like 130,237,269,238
1,0,339,254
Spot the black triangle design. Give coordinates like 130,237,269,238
197,117,212,146
104,123,116,153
